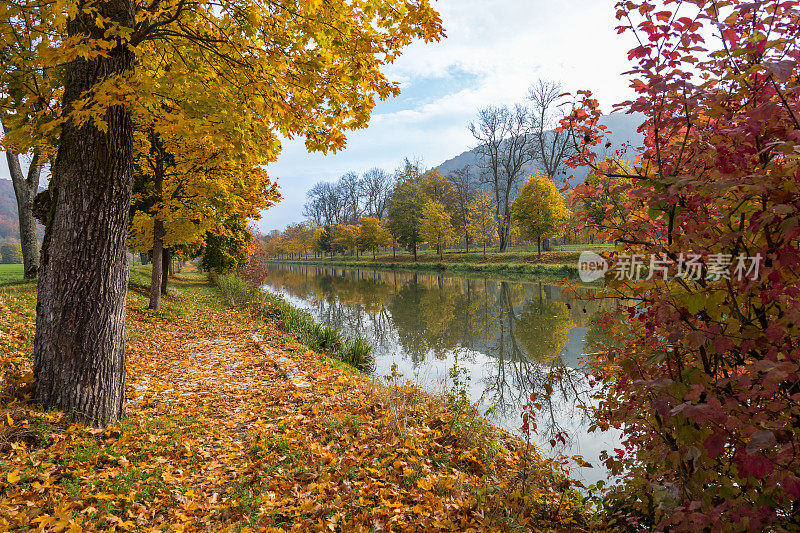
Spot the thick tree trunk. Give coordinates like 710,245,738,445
537,236,542,259
160,247,170,294
1,128,42,279
33,0,136,429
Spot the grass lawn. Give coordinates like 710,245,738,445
0,264,25,285
268,243,615,280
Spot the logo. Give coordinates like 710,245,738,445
578,251,608,282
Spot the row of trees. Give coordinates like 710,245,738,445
272,160,573,261
285,78,588,258
0,0,443,427
0,242,22,264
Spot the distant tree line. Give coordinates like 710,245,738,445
265,79,617,261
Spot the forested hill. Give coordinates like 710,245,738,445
434,112,644,184
0,179,45,244
0,179,19,242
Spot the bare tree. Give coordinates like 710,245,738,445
528,79,576,183
447,165,476,252
304,181,344,227
336,171,363,224
361,167,392,219
469,104,536,251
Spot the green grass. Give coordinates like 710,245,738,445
0,264,25,285
209,272,376,372
268,244,614,279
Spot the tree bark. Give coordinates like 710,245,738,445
149,144,165,309
160,247,170,294
33,0,136,429
1,120,42,279
149,221,163,309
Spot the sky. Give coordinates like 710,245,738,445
258,0,638,232
0,0,638,233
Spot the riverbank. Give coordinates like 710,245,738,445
0,265,591,531
266,246,607,280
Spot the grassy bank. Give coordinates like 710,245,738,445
0,264,25,285
210,272,375,372
0,265,592,531
267,246,612,279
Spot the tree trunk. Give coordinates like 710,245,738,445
412,243,417,262
33,0,136,429
2,133,42,279
483,239,486,260
160,247,170,294
149,219,164,309
149,143,165,309
537,236,542,259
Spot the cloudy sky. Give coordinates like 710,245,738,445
0,1,638,233
258,0,638,232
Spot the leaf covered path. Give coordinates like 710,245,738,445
0,267,588,531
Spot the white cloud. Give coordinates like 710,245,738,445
258,0,638,232
0,1,638,234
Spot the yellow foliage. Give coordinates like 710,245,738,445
419,201,455,257
510,173,570,249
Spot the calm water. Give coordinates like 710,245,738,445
260,262,618,484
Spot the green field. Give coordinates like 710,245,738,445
268,244,614,279
0,264,24,284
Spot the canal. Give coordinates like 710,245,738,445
260,262,618,484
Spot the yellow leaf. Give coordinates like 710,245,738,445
6,469,21,483
5,413,13,426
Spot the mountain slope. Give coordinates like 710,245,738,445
434,112,644,184
0,179,45,244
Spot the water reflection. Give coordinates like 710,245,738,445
260,263,616,483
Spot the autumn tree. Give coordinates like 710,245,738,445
0,0,443,427
200,218,252,274
387,161,425,261
448,165,477,251
467,191,497,259
358,216,388,260
0,9,58,280
333,224,359,256
0,128,43,278
419,201,454,260
511,174,569,258
565,1,800,529
1,242,23,264
574,158,633,236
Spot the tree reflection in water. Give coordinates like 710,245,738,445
260,263,613,465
